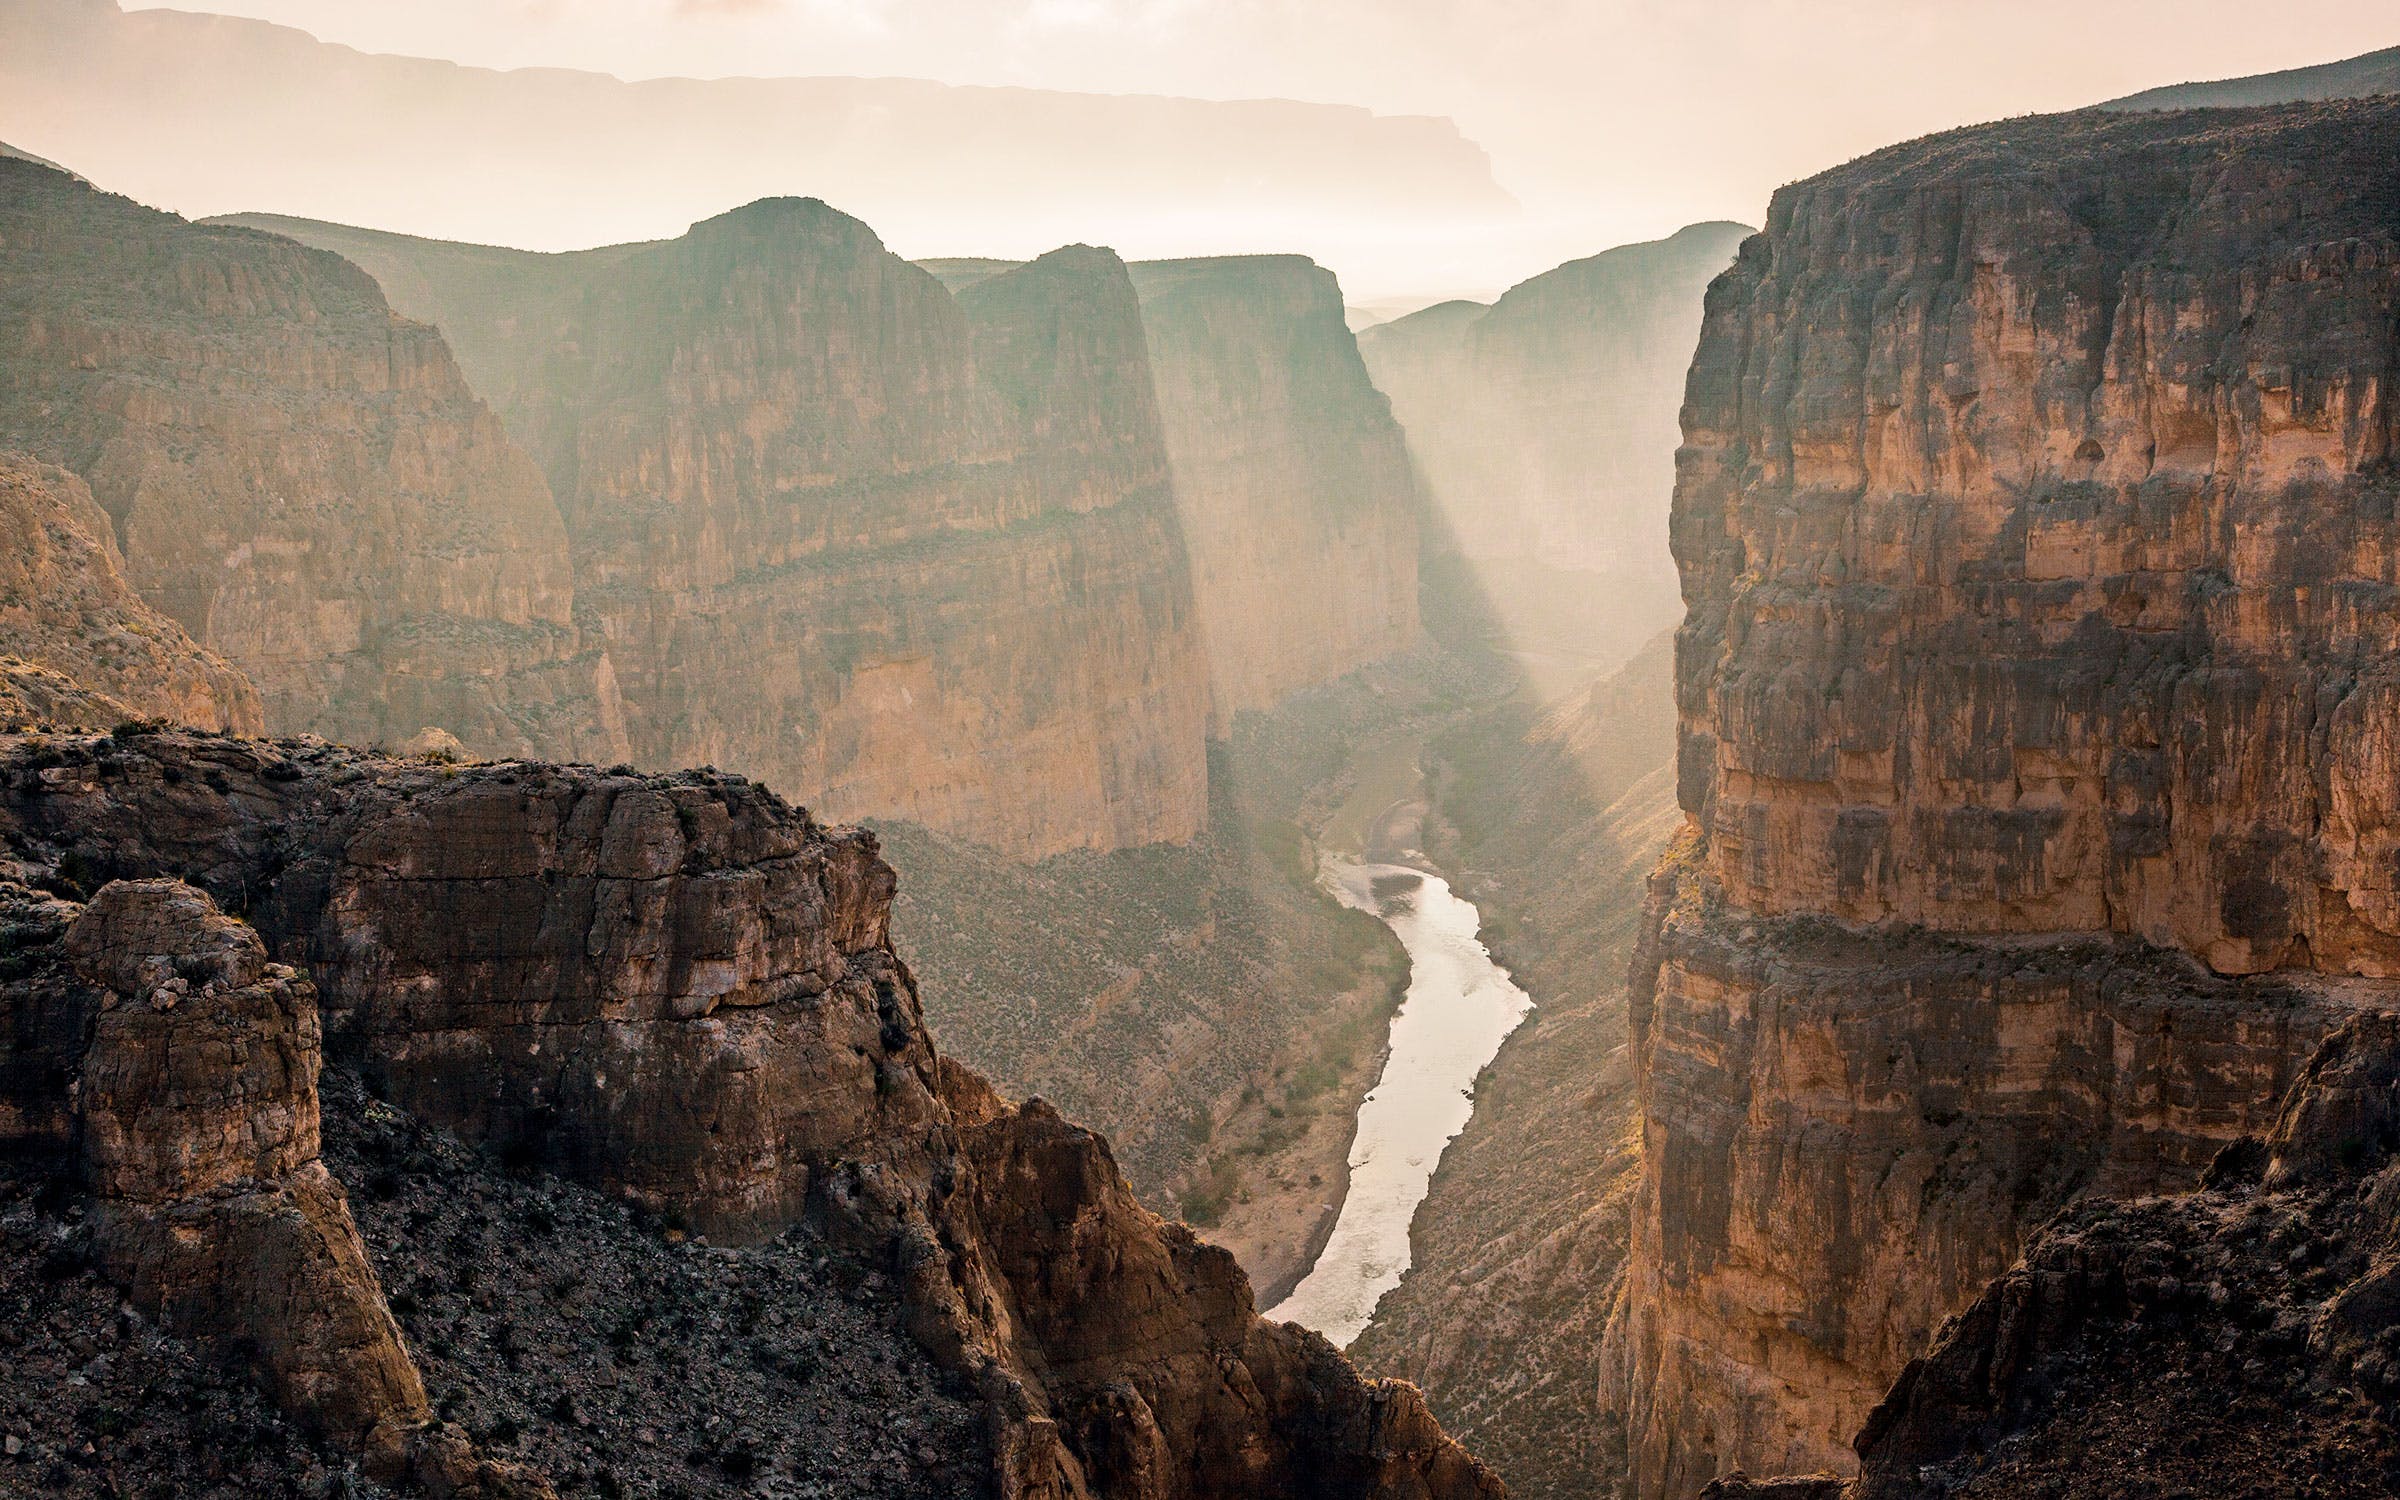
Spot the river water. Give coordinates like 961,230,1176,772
1263,856,1534,1347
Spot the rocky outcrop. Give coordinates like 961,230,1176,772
0,156,623,761
1608,96,2400,1496
228,208,1210,859
0,727,1498,1499
0,452,260,733
1,874,547,1494
1359,224,1748,692
1127,256,1421,728
1705,1011,2400,1500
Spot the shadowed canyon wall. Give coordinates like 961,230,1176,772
0,157,625,758
223,208,1212,859
1606,96,2400,1496
0,727,1502,1500
1359,223,1748,693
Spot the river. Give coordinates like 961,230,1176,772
1263,852,1534,1347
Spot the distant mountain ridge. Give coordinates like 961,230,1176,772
2101,42,2400,110
1,0,1513,284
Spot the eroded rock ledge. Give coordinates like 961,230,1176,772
0,727,1500,1500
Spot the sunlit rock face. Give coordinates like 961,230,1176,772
0,157,624,760
1608,97,2400,1496
234,208,1211,859
0,451,261,732
1359,223,1749,683
1128,256,1420,730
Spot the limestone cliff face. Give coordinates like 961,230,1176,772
0,157,624,761
1609,97,2400,1496
0,728,1497,1500
0,451,261,732
1127,257,1420,729
229,208,1211,859
1360,224,1748,687
1705,1011,2400,1500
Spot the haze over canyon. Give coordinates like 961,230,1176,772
1,8,2399,1500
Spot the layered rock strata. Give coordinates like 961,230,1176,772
1608,96,2400,1496
1126,256,1421,728
0,156,623,759
1359,224,1748,688
0,727,1498,1500
0,451,261,732
227,208,1210,859
1705,1011,2400,1500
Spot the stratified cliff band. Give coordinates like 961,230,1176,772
1605,95,2400,1495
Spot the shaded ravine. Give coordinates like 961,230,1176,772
1267,772,1535,1347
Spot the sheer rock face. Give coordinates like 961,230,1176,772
1611,98,2400,1497
1128,256,1420,729
1706,1012,2400,1500
0,157,625,762
0,452,262,733
0,729,1498,1500
229,208,1211,859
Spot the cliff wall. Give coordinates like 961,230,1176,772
0,451,261,732
230,209,1211,859
1128,256,1421,729
0,157,623,759
0,727,1498,1499
1609,97,2400,1496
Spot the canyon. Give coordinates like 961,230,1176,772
1604,93,2400,1496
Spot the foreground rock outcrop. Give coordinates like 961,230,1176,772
0,156,623,759
0,452,260,733
0,727,1499,1499
223,208,1211,859
1606,95,2400,1495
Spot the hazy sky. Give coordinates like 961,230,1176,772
125,1,2397,219
97,1,2400,292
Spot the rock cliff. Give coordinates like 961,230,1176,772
1608,96,2400,1495
0,726,1498,1499
1359,224,1749,693
1704,1011,2400,1500
0,451,261,732
226,209,1211,859
0,156,624,760
1126,257,1421,729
